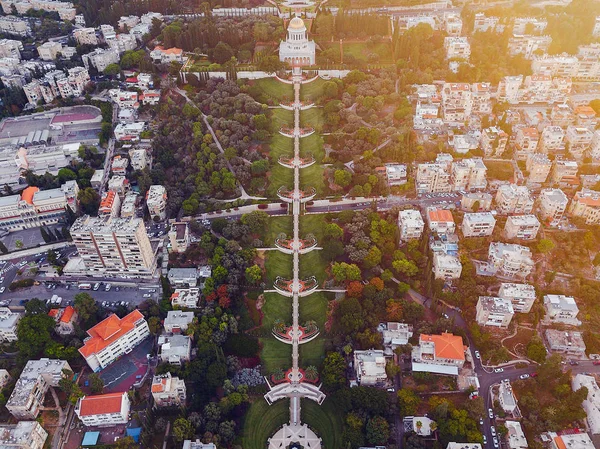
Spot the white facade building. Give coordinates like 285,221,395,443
0,307,20,342
412,333,466,376
498,283,536,313
476,296,514,328
525,153,551,184
82,48,119,72
0,422,47,449
426,207,455,235
495,184,534,215
164,311,194,333
158,334,192,365
462,212,496,237
146,184,167,220
505,420,528,449
398,209,424,241
444,37,470,60
353,350,387,386
37,41,62,61
503,215,540,240
279,17,315,66
487,242,534,280
572,374,600,434
568,188,600,224
499,379,518,413
75,392,130,427
73,27,98,46
170,288,200,309
433,252,462,280
151,372,186,408
543,294,581,326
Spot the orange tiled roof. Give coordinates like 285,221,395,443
78,392,125,416
155,46,182,55
79,310,144,358
428,209,454,223
520,128,539,137
420,332,465,361
151,378,167,393
553,437,566,449
100,191,116,209
21,186,39,205
577,194,600,207
575,105,595,116
60,305,75,323
48,309,59,318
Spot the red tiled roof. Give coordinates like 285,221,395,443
428,209,454,223
60,305,75,323
420,333,465,361
79,310,144,358
151,378,167,393
78,392,125,416
48,309,59,318
21,186,39,205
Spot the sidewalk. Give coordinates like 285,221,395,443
0,242,71,261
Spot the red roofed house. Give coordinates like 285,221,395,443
75,392,130,426
150,46,183,64
140,90,161,106
426,207,455,235
568,188,600,224
411,332,467,376
78,310,149,372
151,372,187,408
58,305,77,335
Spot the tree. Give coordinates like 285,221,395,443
241,210,269,234
245,264,262,285
14,240,23,249
78,187,100,215
392,259,419,277
256,55,285,73
526,335,547,363
218,420,236,443
590,99,600,116
25,298,47,315
366,416,390,445
103,63,121,76
16,314,55,357
148,316,161,335
471,200,480,212
334,169,352,188
88,373,104,393
172,417,194,442
40,227,51,243
331,262,362,282
347,281,364,298
363,246,382,269
322,352,346,390
397,388,421,416
74,292,98,322
324,223,344,239
114,437,136,449
537,239,555,254
47,249,58,264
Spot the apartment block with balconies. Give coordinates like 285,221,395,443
495,184,534,215
503,215,540,240
568,188,600,224
537,188,568,224
480,127,508,157
498,283,536,313
476,296,514,328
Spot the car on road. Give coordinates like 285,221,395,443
569,360,579,366
488,408,494,419
519,374,530,379
93,283,100,291
105,284,112,291
442,313,449,319
490,426,496,437
474,350,481,359
142,294,151,298
0,287,5,294
479,418,484,425
149,289,156,293
493,437,499,448
494,368,504,373
483,435,487,445
593,361,600,365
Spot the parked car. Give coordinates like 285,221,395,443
494,368,504,373
490,426,496,437
474,350,481,359
0,287,5,294
142,294,151,298
488,408,494,419
569,360,579,366
493,437,499,448
519,374,530,379
593,361,600,366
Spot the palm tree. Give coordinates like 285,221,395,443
305,365,319,381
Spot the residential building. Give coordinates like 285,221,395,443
444,37,470,60
0,186,70,232
412,333,466,376
498,379,518,413
168,268,199,287
495,184,534,215
539,126,565,153
532,54,578,78
118,15,139,30
37,41,62,60
146,185,167,220
565,126,594,160
90,170,104,189
106,33,137,54
99,24,115,40
538,188,568,224
525,153,551,184
447,444,482,449
550,159,578,187
67,66,90,95
158,334,192,365
568,188,600,224
111,155,129,175
380,322,413,356
499,283,536,313
432,252,462,280
550,103,574,127
444,13,462,36
416,162,452,194
119,192,138,218
549,433,594,449
151,373,186,408
545,329,585,356
73,27,98,46
480,127,508,157
78,310,150,372
441,83,472,122
574,105,598,130
0,16,31,37
1,0,76,19
508,35,552,59
0,307,20,342
150,46,183,64
384,163,407,186
140,90,161,105
69,215,156,278
476,296,514,328
168,222,190,253
572,374,600,434
56,305,76,335
503,215,540,240
451,158,487,190
164,311,194,333
426,207,455,235
487,242,534,280
398,209,424,241
6,359,71,419
395,15,437,32
591,130,600,161
75,392,130,427
108,89,139,109
461,192,492,211
129,147,150,170
98,191,121,217
473,13,499,32
497,75,523,104
513,17,547,34
543,294,581,325
461,212,496,237
107,176,130,196
505,420,528,449
0,39,22,59
353,350,387,386
0,422,47,449
170,288,200,309
82,48,119,72
514,127,539,160
471,82,492,115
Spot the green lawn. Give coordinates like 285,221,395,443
301,398,345,449
342,41,394,64
260,337,292,372
251,77,294,103
266,133,294,198
300,132,324,162
301,78,326,103
270,108,294,133
300,163,325,196
300,107,325,133
264,251,293,284
264,216,293,247
239,399,290,449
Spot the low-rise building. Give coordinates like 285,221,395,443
444,36,470,60
446,444,482,449
151,373,186,408
82,48,119,72
495,184,534,215
568,188,600,224
462,212,496,237
503,215,540,240
0,185,70,232
412,333,466,376
539,126,565,153
78,310,150,372
0,16,31,37
164,311,194,334
487,242,534,280
505,420,528,449
526,153,552,184
508,34,552,59
183,441,217,449
0,307,20,342
476,296,514,328
168,222,190,253
426,207,455,235
480,127,508,157
140,90,161,105
170,288,200,309
56,305,77,335
384,163,407,186
461,192,493,211
107,176,130,196
433,252,462,280
514,127,539,160
498,283,536,313
119,192,138,218
0,369,11,389
73,27,98,46
543,294,581,325
574,105,598,130
6,359,71,419
513,17,547,34
549,432,594,449
98,190,121,217
167,268,198,287
150,46,183,64
566,126,594,161
75,392,130,427
37,41,62,60
572,374,600,434
114,122,145,141
0,421,48,449
146,184,167,220
129,147,150,170
398,209,424,241
538,188,568,224
545,329,586,356
353,349,387,386
111,155,129,175
550,159,578,187
380,322,413,356
498,379,518,413
158,335,192,365
108,89,139,109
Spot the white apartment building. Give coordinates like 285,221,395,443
503,215,540,240
462,212,496,237
514,127,539,160
444,37,470,60
532,54,579,78
441,83,472,122
151,373,186,408
0,16,31,36
551,103,574,127
487,242,534,280
1,0,76,19
99,24,115,40
480,127,508,157
107,175,130,196
499,283,536,313
353,350,387,386
591,130,600,161
73,27,98,46
6,359,71,419
158,334,192,365
396,15,437,32
508,34,552,59
447,444,482,449
75,392,130,427
505,420,528,449
461,192,493,211
146,184,167,220
119,192,138,218
433,252,462,280
539,126,565,153
114,122,145,141
566,126,594,161
0,39,22,59
474,13,499,32
572,374,600,434
476,296,514,328
499,379,518,413
550,433,594,449
550,159,578,186
384,163,407,186
426,207,455,235
118,15,140,30
107,33,137,54
170,288,200,309
68,66,90,95
525,153,551,184
412,333,466,376
129,147,150,170
380,322,413,356
574,105,598,130
37,41,62,61
543,294,580,326
569,188,600,224
537,188,568,224
164,311,194,333
168,222,190,253
150,46,184,64
416,163,452,194
0,307,20,342
495,184,534,215
82,48,119,72
111,155,129,175
68,215,156,278
471,82,492,115
140,89,161,105
497,75,523,104
0,421,47,449
513,17,547,34
168,268,199,287
79,310,149,372
444,13,462,36
108,89,139,109
451,158,487,190
546,329,586,356
398,209,424,241
0,185,69,232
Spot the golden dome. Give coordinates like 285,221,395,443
288,17,305,30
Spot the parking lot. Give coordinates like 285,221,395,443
1,227,61,251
